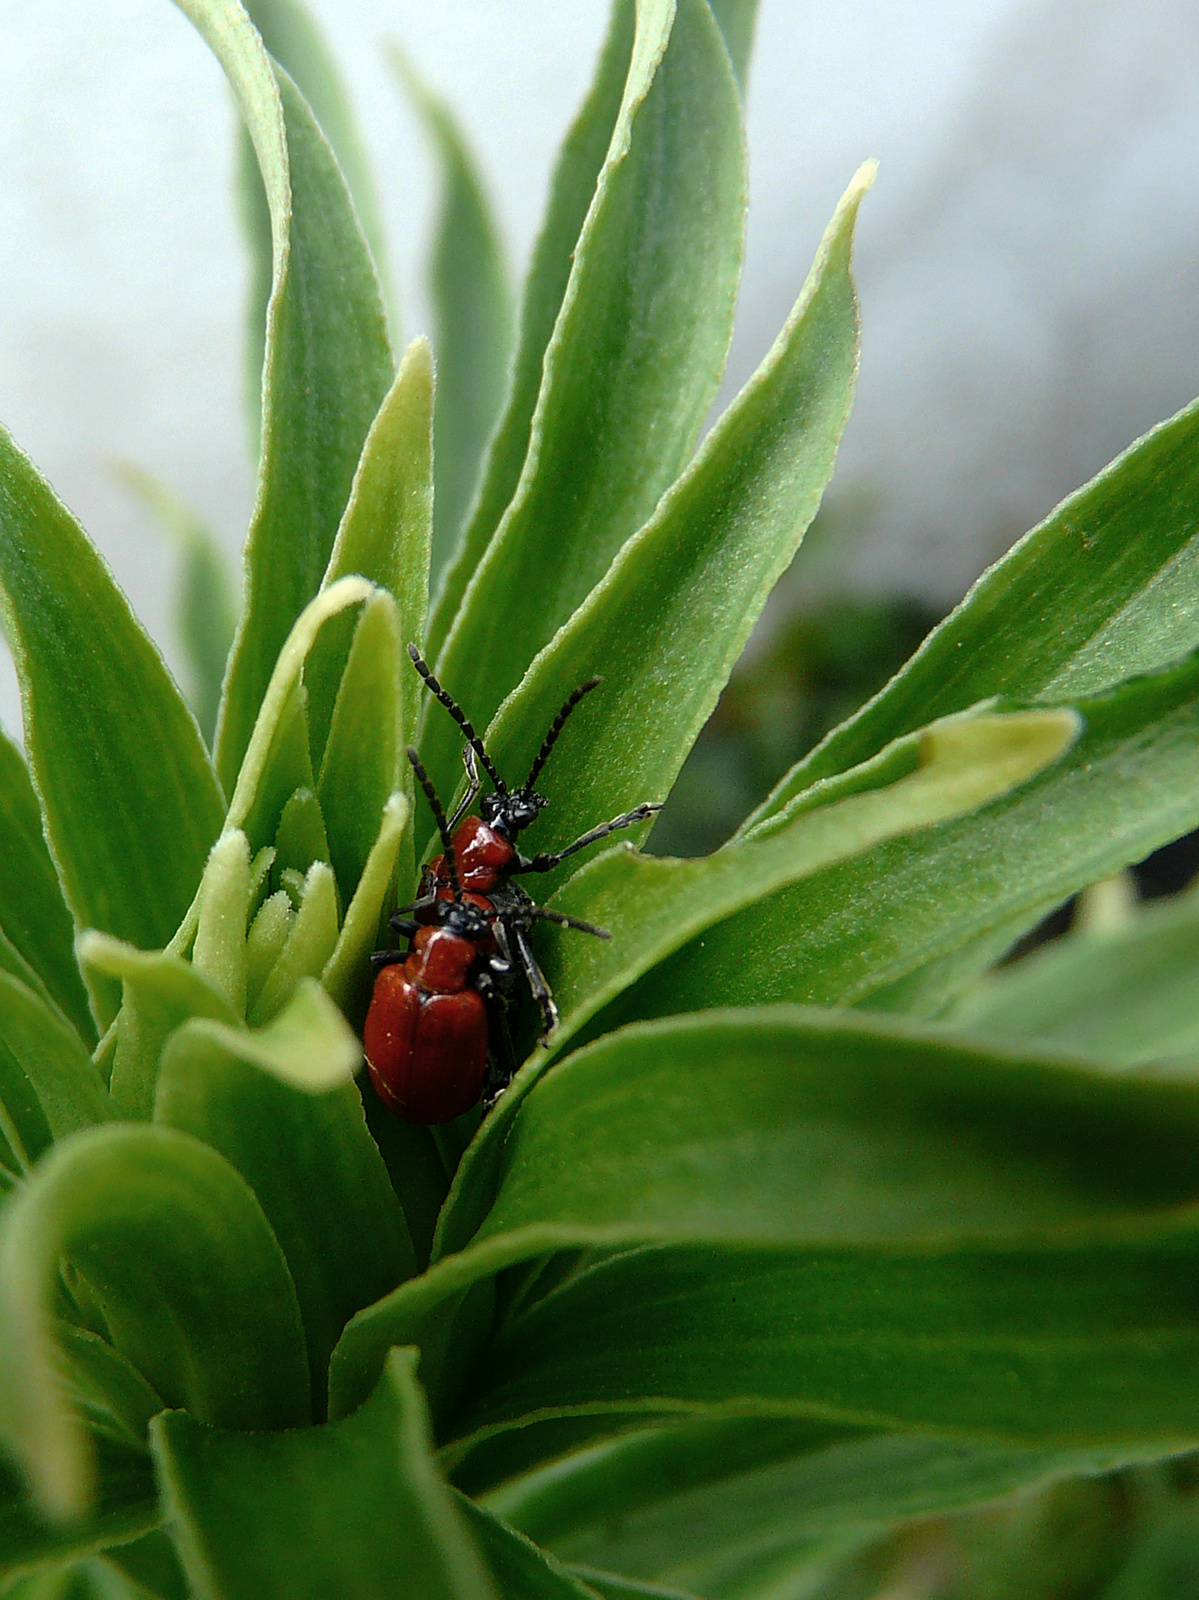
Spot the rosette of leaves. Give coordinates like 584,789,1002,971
3,2,1199,1597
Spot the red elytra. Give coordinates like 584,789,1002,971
363,926,489,1124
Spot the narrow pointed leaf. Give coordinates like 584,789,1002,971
950,890,1199,1063
241,0,392,303
439,707,1077,1230
155,981,412,1414
0,730,92,1042
593,646,1199,1036
247,861,338,1024
316,591,403,910
423,0,747,802
191,831,251,1017
455,1494,604,1598
79,934,240,1122
492,1417,1131,1587
426,0,635,659
102,1530,191,1600
173,0,393,787
0,973,110,1141
0,429,224,983
113,464,237,745
391,52,513,574
706,0,759,86
743,391,1199,832
151,1348,498,1600
321,792,410,1021
311,336,433,778
480,164,871,872
0,1124,309,1519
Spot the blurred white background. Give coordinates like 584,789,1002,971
0,0,1197,739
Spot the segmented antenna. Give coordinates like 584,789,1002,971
528,905,611,939
407,746,463,902
407,645,507,794
524,677,602,792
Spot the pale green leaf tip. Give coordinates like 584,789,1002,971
920,707,1082,790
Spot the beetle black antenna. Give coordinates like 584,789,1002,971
407,645,507,795
407,746,463,902
523,677,602,792
528,905,611,939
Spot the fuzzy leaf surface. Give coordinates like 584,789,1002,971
0,430,223,992
392,54,513,575
587,647,1199,1036
423,0,747,802
743,393,1199,829
426,0,634,658
151,1348,497,1600
479,164,870,873
0,732,91,1042
154,983,414,1413
0,1124,309,1519
174,0,394,787
950,891,1199,1063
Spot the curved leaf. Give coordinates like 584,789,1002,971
0,1124,309,1519
0,429,224,1008
426,0,635,659
743,391,1199,832
316,591,403,910
0,730,92,1043
172,0,393,788
422,0,747,805
155,981,411,1415
437,706,1077,1235
0,972,109,1142
592,644,1199,1036
0,1442,158,1580
391,52,513,574
321,792,410,1024
479,163,871,874
151,1348,497,1600
455,1494,604,1598
950,890,1199,1063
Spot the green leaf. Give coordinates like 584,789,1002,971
949,889,1199,1063
0,429,225,1004
311,336,433,784
390,51,513,575
0,972,110,1142
422,0,747,804
316,591,403,911
742,392,1199,832
111,464,237,747
455,1493,603,1598
321,792,410,1024
0,1442,158,1580
0,1124,310,1519
101,1530,190,1600
426,0,634,660
491,1417,1127,1590
706,0,759,87
57,1326,163,1453
151,1348,498,1600
333,1004,1199,1451
240,0,392,308
0,730,92,1044
246,861,338,1025
590,646,1199,1036
567,1574,700,1600
78,935,240,1123
154,980,412,1415
173,0,394,790
479,163,871,875
191,830,251,1017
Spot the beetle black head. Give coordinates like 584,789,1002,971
480,787,548,840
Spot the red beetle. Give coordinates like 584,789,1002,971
364,651,660,1124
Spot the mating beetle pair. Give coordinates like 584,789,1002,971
363,646,659,1124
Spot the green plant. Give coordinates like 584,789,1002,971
2,1,1199,1596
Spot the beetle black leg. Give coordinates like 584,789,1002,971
391,897,437,926
515,802,662,874
448,743,483,832
369,949,409,969
510,922,558,1040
